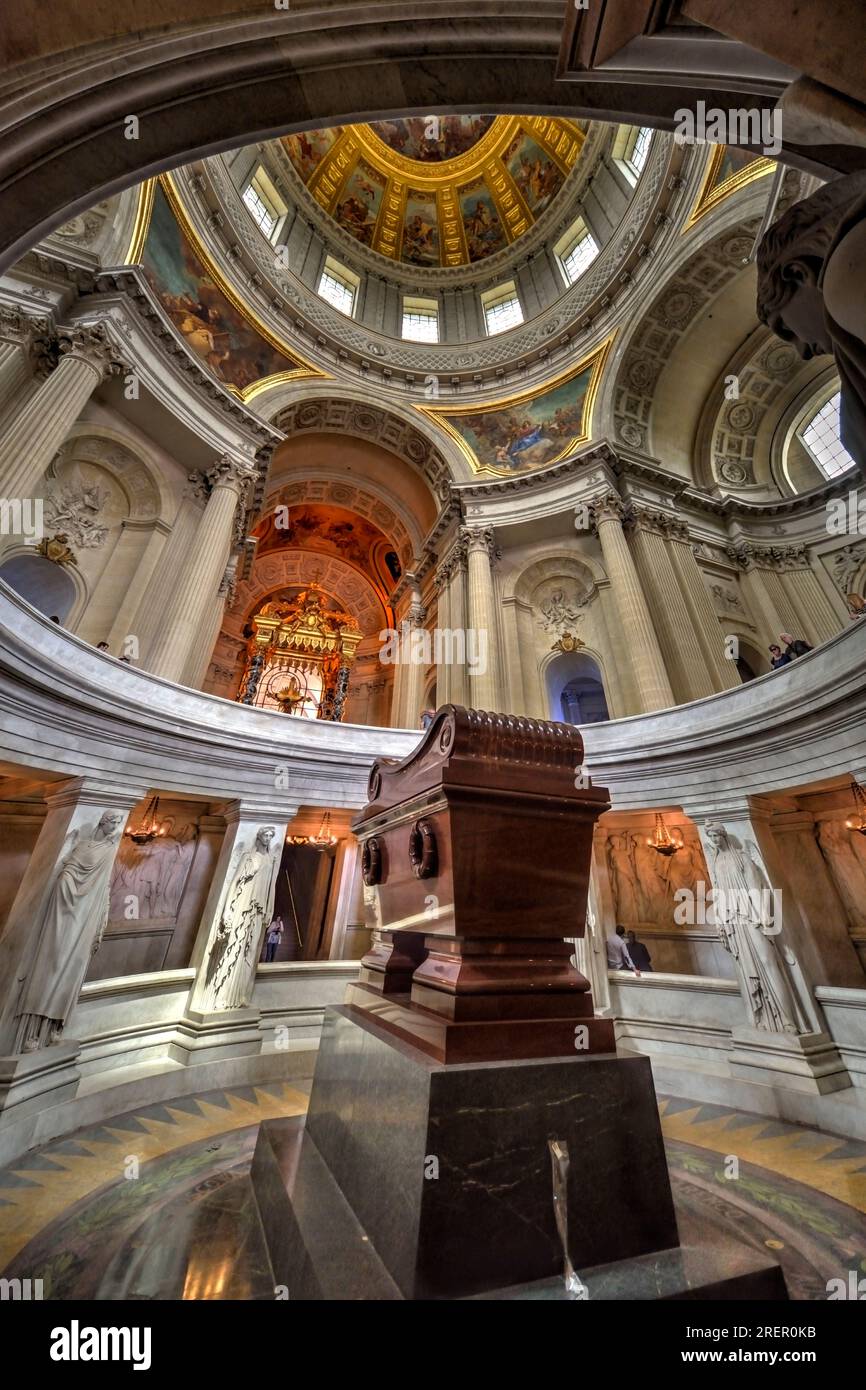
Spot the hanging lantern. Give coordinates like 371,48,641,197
845,779,866,836
310,810,338,850
125,794,167,844
646,812,683,857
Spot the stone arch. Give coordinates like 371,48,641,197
57,426,168,522
270,390,464,497
541,646,611,724
507,550,605,603
262,476,417,575
0,550,84,625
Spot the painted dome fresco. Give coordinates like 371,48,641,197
282,115,585,267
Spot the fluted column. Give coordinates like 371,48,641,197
0,308,50,424
727,542,839,650
399,580,427,730
464,526,501,710
433,564,452,706
590,494,673,713
147,456,255,683
628,508,718,703
447,538,469,707
0,326,118,500
778,555,845,647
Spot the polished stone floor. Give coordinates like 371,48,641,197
0,1081,864,1299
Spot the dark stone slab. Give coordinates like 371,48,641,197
299,1005,678,1299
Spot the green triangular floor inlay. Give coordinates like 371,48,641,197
224,1086,261,1105
161,1097,209,1118
721,1112,774,1132
74,1126,128,1146
48,1139,99,1158
129,1105,182,1126
193,1090,233,1110
751,1123,795,1142
0,1172,43,1189
820,1140,866,1163
11,1154,68,1172
100,1115,151,1135
688,1104,739,1125
659,1097,700,1117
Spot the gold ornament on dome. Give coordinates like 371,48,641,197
282,115,585,268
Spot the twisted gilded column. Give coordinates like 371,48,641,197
590,493,673,713
147,455,255,683
0,325,119,499
464,526,501,710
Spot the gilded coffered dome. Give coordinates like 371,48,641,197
280,115,585,267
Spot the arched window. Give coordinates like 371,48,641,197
546,651,609,726
799,392,855,479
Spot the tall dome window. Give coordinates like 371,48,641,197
241,167,287,242
799,392,856,479
555,216,599,287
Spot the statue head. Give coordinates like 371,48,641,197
97,810,125,839
757,175,866,361
703,821,729,853
255,825,277,853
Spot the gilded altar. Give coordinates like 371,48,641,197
237,583,362,720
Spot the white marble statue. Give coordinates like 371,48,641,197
14,810,125,1051
703,822,810,1035
202,826,281,1011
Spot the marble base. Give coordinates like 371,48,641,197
729,1028,852,1095
174,1008,262,1065
0,1041,81,1120
252,1115,787,1301
253,1003,688,1299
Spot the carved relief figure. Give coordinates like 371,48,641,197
816,817,866,931
539,587,588,636
605,825,705,926
14,810,126,1051
109,820,198,922
703,822,810,1034
203,826,281,1010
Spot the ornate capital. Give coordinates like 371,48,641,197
630,503,690,541
207,454,257,496
589,492,627,529
56,324,122,380
462,525,501,566
726,540,809,572
0,306,52,352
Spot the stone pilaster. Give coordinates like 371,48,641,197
628,507,719,703
590,493,673,713
433,563,452,707
396,577,427,731
666,529,740,690
0,325,120,501
726,542,832,650
147,455,255,684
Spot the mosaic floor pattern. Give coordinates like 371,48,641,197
0,1083,864,1299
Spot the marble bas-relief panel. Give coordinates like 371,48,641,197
602,822,735,978
816,815,866,963
85,801,223,982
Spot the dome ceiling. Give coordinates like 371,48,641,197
281,115,585,267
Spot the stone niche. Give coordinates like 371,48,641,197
597,812,735,979
85,798,224,981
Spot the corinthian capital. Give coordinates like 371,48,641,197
56,324,121,380
589,492,626,529
0,306,52,350
462,526,501,566
207,454,257,495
